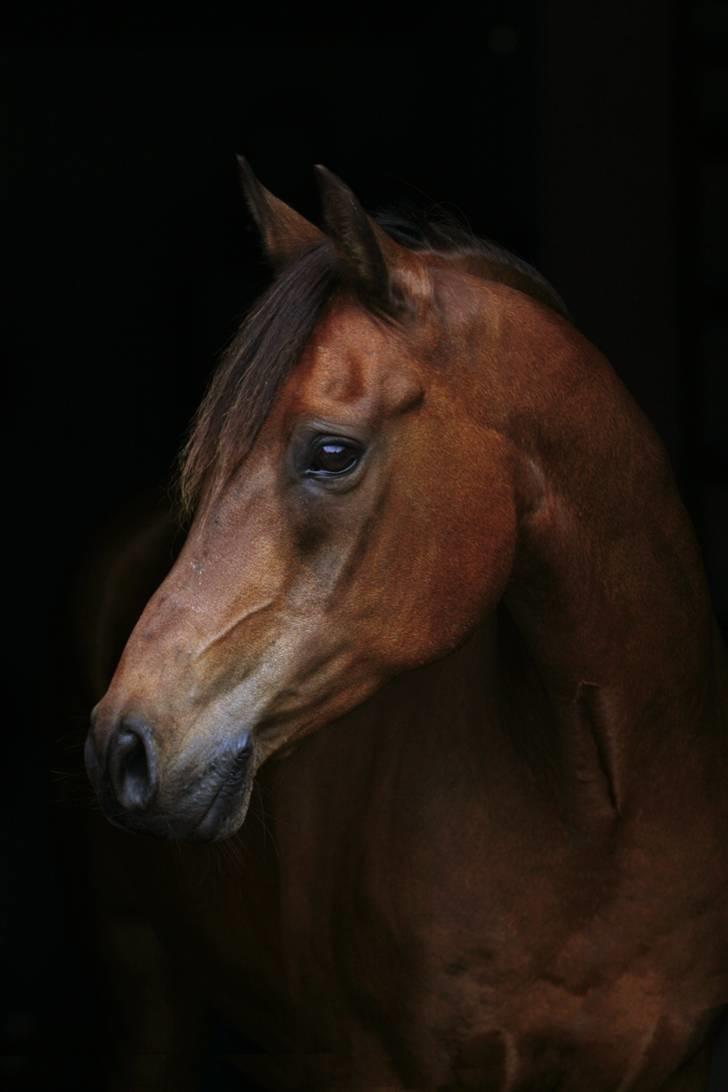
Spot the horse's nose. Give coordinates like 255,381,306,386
107,719,158,811
86,716,159,813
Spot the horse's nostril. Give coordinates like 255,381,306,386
108,721,158,812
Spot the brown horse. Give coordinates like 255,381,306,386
85,162,728,1091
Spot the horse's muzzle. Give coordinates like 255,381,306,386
84,713,254,841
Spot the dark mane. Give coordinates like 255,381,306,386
377,208,569,318
178,212,567,514
178,243,336,515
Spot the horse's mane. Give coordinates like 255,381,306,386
178,211,567,515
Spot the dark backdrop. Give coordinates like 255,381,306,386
3,4,727,1089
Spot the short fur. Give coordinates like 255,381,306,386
179,214,566,515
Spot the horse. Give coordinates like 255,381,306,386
84,161,728,1091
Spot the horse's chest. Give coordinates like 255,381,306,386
170,741,717,1090
188,829,708,1092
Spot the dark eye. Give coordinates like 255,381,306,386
305,437,364,478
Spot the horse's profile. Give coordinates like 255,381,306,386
84,162,728,1091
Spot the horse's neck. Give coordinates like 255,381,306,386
496,314,721,804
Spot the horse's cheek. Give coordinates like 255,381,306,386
380,505,515,669
438,474,517,628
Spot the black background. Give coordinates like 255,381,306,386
3,4,728,1089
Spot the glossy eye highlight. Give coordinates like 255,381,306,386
305,437,364,479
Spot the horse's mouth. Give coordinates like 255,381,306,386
91,729,256,843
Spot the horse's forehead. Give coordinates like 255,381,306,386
281,302,421,416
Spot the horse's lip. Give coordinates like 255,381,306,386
189,779,235,841
187,750,253,842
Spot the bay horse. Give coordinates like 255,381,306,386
85,161,728,1091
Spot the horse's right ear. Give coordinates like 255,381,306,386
314,165,417,315
237,156,324,270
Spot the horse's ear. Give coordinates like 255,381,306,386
314,165,407,311
237,156,324,270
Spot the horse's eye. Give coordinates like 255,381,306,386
306,438,363,478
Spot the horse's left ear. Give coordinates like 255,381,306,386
237,156,324,270
315,165,409,312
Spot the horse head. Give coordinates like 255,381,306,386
85,164,544,840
